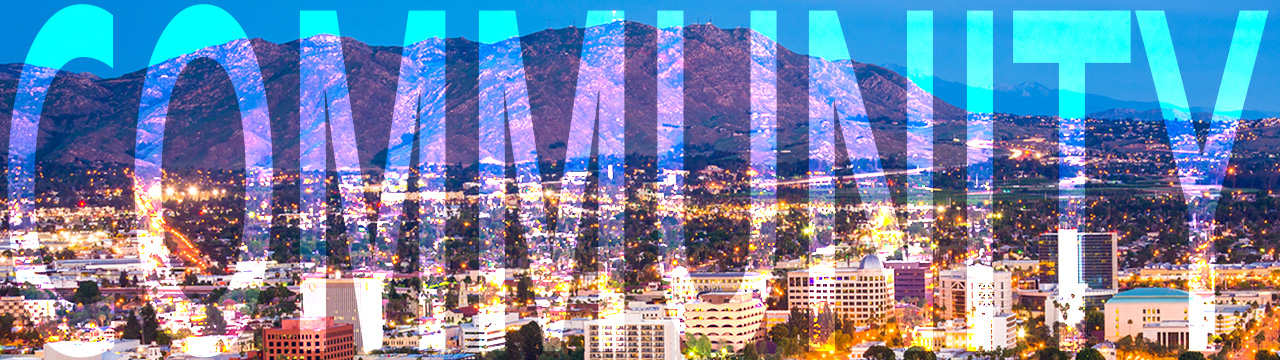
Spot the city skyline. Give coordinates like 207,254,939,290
1,3,1279,360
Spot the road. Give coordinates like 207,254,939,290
1229,309,1278,360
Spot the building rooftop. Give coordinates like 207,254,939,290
688,272,762,278
1106,287,1190,304
860,254,884,270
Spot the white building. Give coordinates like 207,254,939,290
585,313,681,360
684,292,765,351
43,341,113,360
24,298,57,320
664,266,695,303
461,307,507,353
173,335,241,357
786,255,895,327
1104,287,1259,347
383,328,448,352
301,275,385,353
43,340,141,360
938,265,1013,321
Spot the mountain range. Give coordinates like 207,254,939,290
0,21,1262,177
879,63,1280,121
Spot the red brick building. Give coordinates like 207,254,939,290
263,317,355,360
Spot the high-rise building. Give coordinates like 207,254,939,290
585,313,681,360
884,260,932,304
684,292,765,351
1038,232,1118,291
938,266,1013,321
301,276,385,354
786,254,895,327
262,316,355,360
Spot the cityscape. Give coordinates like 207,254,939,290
0,4,1278,360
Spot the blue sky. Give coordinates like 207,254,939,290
4,0,1280,114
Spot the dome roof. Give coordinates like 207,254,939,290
859,254,884,270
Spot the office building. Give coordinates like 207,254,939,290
301,276,385,353
585,313,681,360
938,265,1013,321
935,264,1017,351
884,260,931,304
684,292,765,351
262,317,355,360
1038,232,1118,291
786,254,895,327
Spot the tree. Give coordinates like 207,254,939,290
742,343,760,360
1076,348,1105,360
515,322,544,360
205,305,226,335
141,303,159,344
515,274,535,305
865,345,896,360
905,347,936,360
118,272,130,287
156,329,173,346
684,334,713,360
72,280,100,305
1084,307,1105,339
1036,347,1070,360
121,312,142,339
1256,350,1280,360
0,314,15,340
505,330,527,360
1179,352,1206,360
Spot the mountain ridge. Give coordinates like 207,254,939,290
0,22,972,174
2,20,1249,177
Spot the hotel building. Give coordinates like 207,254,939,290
786,255,895,327
585,313,682,360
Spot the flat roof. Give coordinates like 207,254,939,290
1106,288,1189,304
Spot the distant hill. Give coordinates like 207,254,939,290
880,63,1280,120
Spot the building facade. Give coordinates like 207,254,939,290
1104,288,1259,346
938,266,1013,321
0,296,27,323
884,260,932,305
786,255,895,327
689,272,768,295
1104,288,1189,342
585,313,681,360
300,276,385,353
684,292,765,351
1038,232,1118,291
262,317,355,360
460,306,507,353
